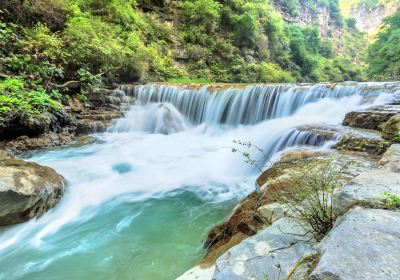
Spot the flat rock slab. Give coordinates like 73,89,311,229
335,144,400,212
310,208,400,280
213,218,315,280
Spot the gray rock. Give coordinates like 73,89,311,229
257,203,292,224
335,144,400,212
310,208,400,280
382,113,400,140
0,150,66,225
342,104,400,130
213,218,315,280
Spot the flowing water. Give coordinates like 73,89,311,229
0,82,399,280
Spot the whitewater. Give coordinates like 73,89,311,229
0,82,398,280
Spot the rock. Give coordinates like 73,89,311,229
334,144,400,213
335,133,391,156
204,192,261,257
176,265,215,280
0,150,66,225
257,202,292,224
2,131,74,152
342,105,400,130
213,218,316,280
0,110,73,141
381,113,400,140
310,208,400,280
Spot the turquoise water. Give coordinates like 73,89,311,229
0,187,236,279
0,126,256,280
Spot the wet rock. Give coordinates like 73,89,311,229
334,144,400,213
296,125,338,142
0,150,66,225
310,208,400,280
342,104,400,130
381,113,400,140
75,110,123,135
2,131,74,153
213,218,316,280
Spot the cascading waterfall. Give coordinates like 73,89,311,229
119,82,399,126
0,82,399,280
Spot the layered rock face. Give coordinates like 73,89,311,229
0,150,66,225
1,88,128,152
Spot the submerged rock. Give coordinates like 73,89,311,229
213,218,316,280
0,150,66,225
310,208,400,280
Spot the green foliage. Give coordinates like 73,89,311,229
382,192,400,207
77,68,103,90
394,133,400,143
383,192,400,207
259,63,296,83
0,78,61,116
181,0,221,32
370,192,400,208
167,77,212,84
1,0,370,86
368,9,400,79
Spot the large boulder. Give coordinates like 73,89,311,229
342,105,400,130
213,218,316,280
381,113,400,140
310,208,400,280
0,150,66,225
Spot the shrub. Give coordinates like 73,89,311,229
0,78,61,116
259,62,295,83
230,140,345,240
276,157,345,240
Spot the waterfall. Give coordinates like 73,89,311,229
118,82,399,126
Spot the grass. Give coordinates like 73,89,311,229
166,77,212,84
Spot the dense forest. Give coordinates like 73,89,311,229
0,0,399,119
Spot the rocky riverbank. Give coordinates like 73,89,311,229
0,88,129,225
0,88,128,153
178,103,400,279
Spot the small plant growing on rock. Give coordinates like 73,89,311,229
230,140,346,241
370,192,400,209
394,133,400,143
276,157,345,240
382,192,400,207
